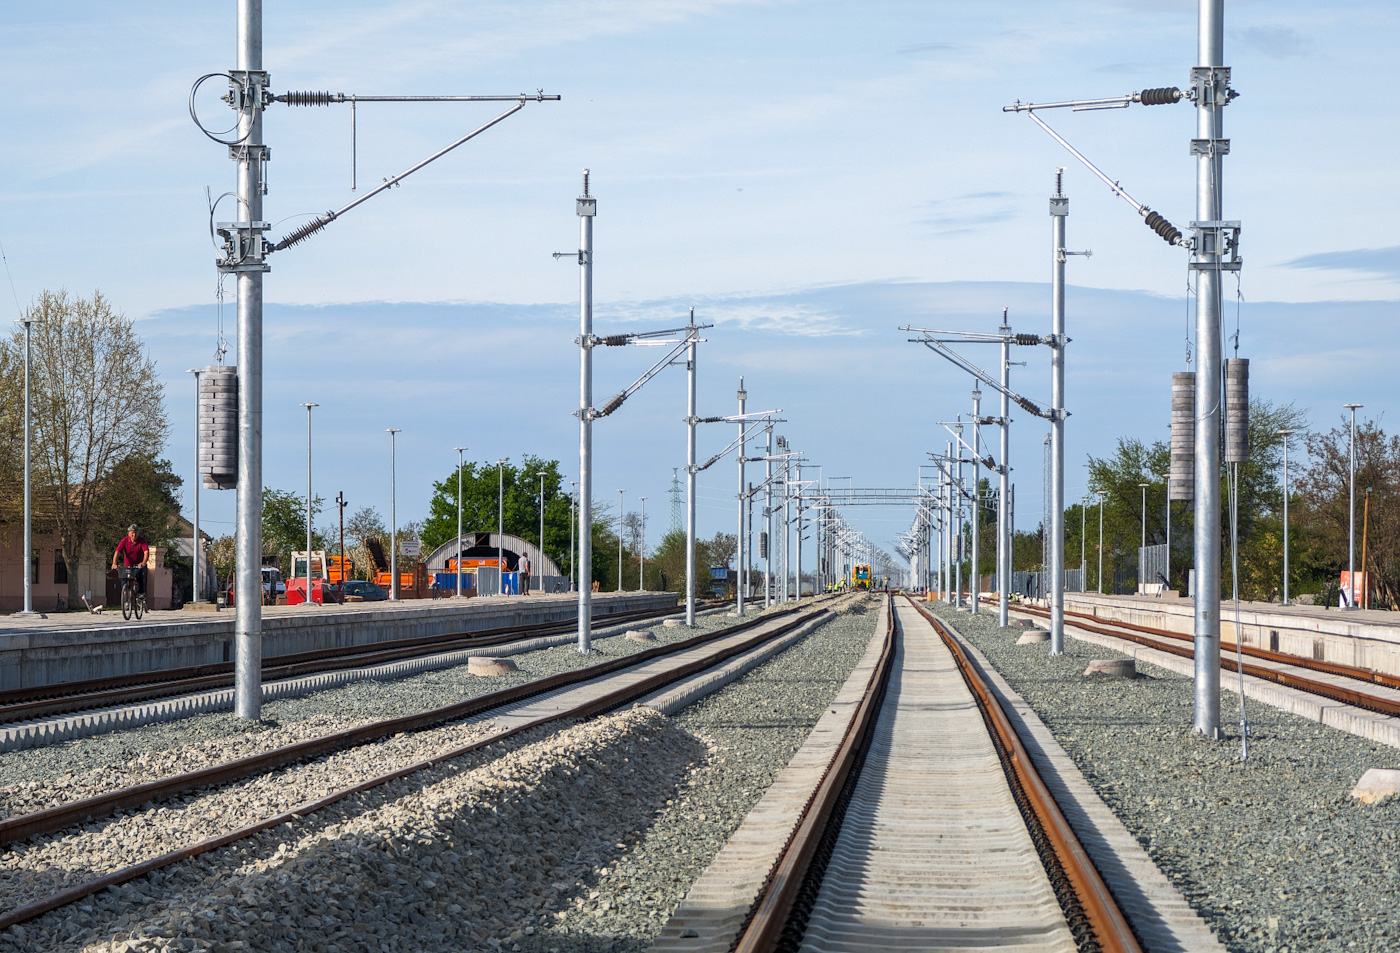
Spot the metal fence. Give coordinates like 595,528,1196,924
1010,569,1083,600
1138,543,1169,591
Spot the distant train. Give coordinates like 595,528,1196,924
852,564,873,590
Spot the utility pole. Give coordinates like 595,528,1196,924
455,448,466,598
736,377,747,615
1279,429,1294,605
639,497,646,590
765,423,773,607
794,462,803,603
185,368,202,606
16,316,35,617
998,317,1011,626
970,388,981,613
618,488,626,592
1049,172,1068,656
576,171,595,651
232,0,267,719
684,310,699,626
1193,0,1229,735
388,429,400,599
301,402,317,605
337,490,346,595
538,471,546,594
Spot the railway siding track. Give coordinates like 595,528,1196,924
0,601,842,933
1010,602,1400,749
657,596,1220,953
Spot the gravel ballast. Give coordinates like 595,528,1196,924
0,596,882,952
929,599,1400,953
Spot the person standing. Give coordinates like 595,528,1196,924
518,553,531,596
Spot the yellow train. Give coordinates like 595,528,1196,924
852,564,873,590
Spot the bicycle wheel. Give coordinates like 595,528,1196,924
121,583,133,621
134,591,145,621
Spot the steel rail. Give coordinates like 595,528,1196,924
0,602,840,930
0,603,688,723
730,595,898,953
0,600,834,848
1010,602,1400,717
909,597,1143,953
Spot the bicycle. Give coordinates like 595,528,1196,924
119,566,146,621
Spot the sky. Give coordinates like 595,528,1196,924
1,1,1397,571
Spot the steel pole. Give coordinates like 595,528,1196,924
539,472,545,595
764,424,773,607
1192,0,1225,736
569,482,576,592
971,388,981,613
684,325,698,626
302,403,317,605
577,171,595,652
794,462,803,603
639,497,646,590
1280,431,1291,605
736,378,747,614
19,318,34,616
388,429,399,600
455,447,465,598
782,454,790,603
233,0,266,720
1346,405,1361,609
999,332,1010,625
1098,497,1104,594
187,369,201,604
1049,178,1067,656
618,488,625,592
498,462,505,595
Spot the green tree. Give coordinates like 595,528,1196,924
261,488,324,575
92,454,182,557
420,456,571,573
3,290,169,605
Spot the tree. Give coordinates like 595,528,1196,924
91,454,183,555
2,290,168,605
261,488,324,575
708,532,737,569
420,456,571,572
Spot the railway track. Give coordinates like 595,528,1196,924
0,602,686,726
1008,600,1400,719
0,598,839,933
663,594,1155,953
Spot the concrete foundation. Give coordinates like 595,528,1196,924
0,592,678,692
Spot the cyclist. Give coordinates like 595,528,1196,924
112,524,150,598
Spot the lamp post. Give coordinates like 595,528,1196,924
1363,486,1373,611
1278,428,1294,605
186,368,202,605
1080,495,1089,589
1344,404,1363,609
617,488,627,592
537,471,547,595
569,480,577,592
1139,481,1150,591
17,316,35,616
639,497,647,590
301,403,318,605
454,447,467,598
497,459,507,596
387,429,400,600
1097,494,1104,594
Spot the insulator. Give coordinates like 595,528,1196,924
1224,359,1249,463
279,90,342,106
1013,333,1041,346
270,213,336,252
1138,87,1182,106
199,364,238,490
1143,210,1182,246
599,393,626,417
1169,372,1194,500
1015,396,1044,417
600,334,629,347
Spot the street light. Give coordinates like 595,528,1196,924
638,496,647,590
537,471,547,595
1080,495,1089,586
569,480,577,591
455,447,467,598
497,459,507,596
618,488,626,592
301,403,318,606
387,429,400,600
1139,481,1150,591
186,368,202,605
1097,494,1104,594
1278,428,1294,605
1344,404,1363,609
16,316,36,617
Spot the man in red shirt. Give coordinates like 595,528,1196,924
112,524,150,595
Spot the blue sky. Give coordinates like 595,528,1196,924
2,2,1397,564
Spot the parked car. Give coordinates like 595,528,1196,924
340,580,389,602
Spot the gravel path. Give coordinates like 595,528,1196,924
0,609,746,819
929,599,1400,953
0,597,880,952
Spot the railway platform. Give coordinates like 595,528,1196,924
1059,591,1400,678
0,591,677,692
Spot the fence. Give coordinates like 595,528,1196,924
1009,569,1084,600
1138,544,1169,592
